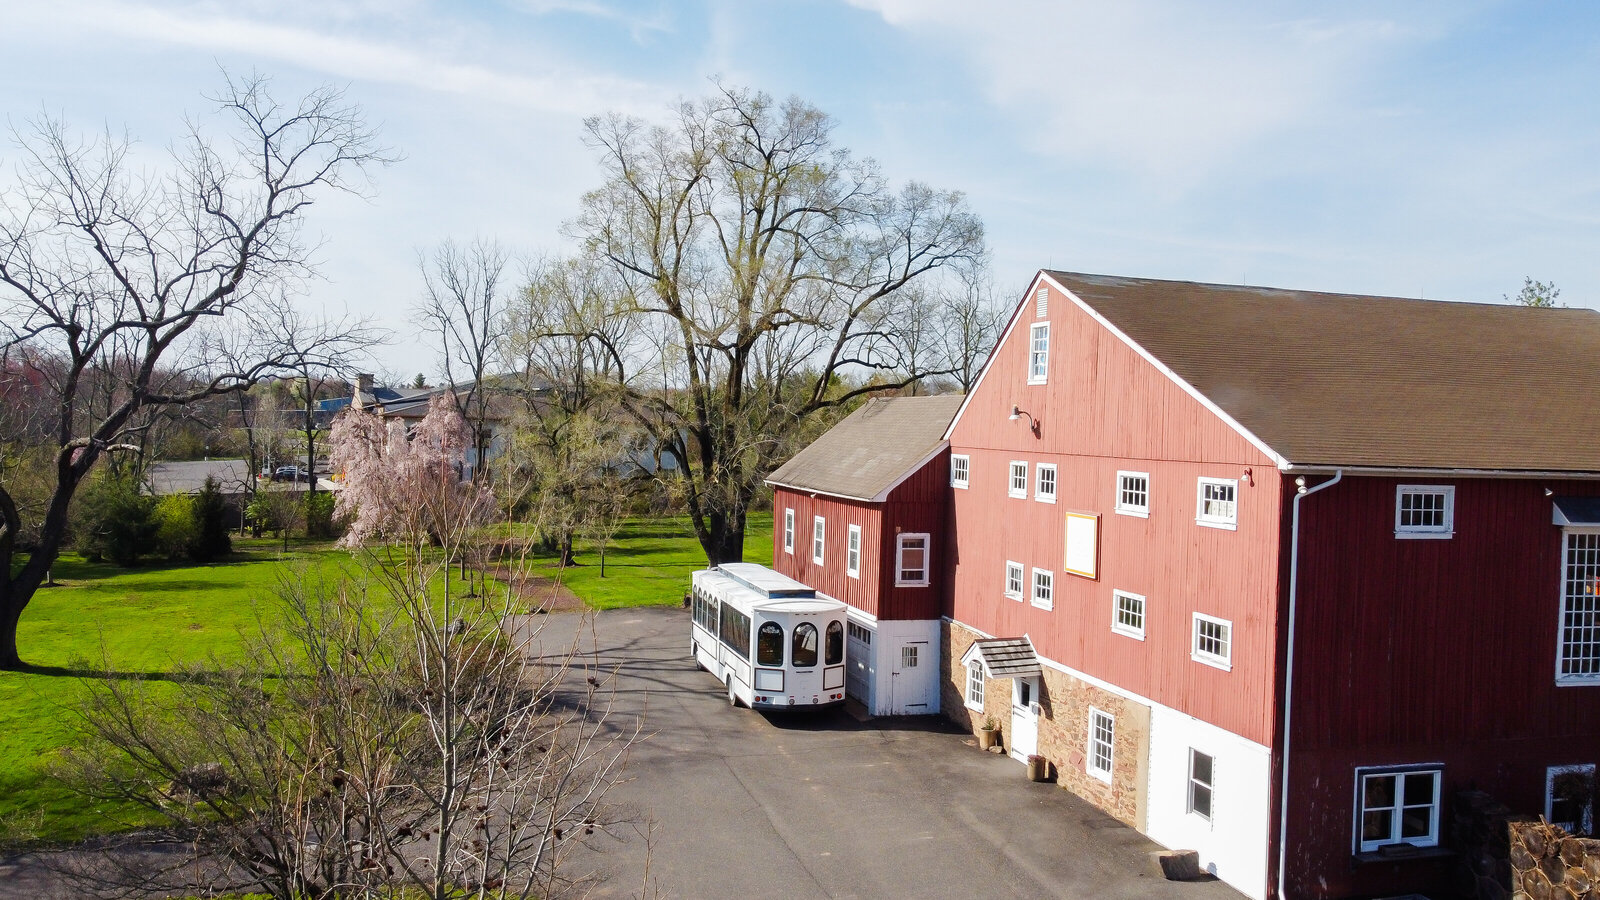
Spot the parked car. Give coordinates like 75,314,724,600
272,465,309,483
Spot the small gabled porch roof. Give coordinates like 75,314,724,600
960,637,1041,679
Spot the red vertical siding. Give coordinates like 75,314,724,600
947,277,1282,746
770,450,948,622
1283,475,1600,898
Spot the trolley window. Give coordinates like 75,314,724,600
792,622,819,668
719,602,751,660
756,622,784,666
825,621,844,665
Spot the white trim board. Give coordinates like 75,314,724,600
941,270,1289,471
945,615,1269,755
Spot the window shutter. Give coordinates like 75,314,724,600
1036,288,1048,318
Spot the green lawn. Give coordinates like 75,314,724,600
0,514,772,845
526,512,773,610
0,538,359,845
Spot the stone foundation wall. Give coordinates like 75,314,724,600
942,619,1150,830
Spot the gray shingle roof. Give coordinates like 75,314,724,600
962,637,1041,679
766,395,964,501
1046,271,1600,473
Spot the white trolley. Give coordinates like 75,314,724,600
689,563,848,710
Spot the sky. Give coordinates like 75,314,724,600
4,0,1599,378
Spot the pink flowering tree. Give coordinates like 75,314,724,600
329,395,495,549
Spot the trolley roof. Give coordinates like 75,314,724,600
693,564,847,615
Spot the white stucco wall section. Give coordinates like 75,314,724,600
844,607,941,715
1146,705,1272,900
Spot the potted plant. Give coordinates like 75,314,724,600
977,715,999,750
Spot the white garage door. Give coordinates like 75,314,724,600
846,621,873,704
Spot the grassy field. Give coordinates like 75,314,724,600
0,538,363,844
0,513,769,844
539,511,773,610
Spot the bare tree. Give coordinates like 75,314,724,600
417,238,508,482
56,501,638,899
557,84,985,563
937,267,1007,393
0,73,393,669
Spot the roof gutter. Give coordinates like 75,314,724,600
1277,468,1341,900
1282,464,1600,480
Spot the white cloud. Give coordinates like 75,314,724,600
9,0,672,119
848,0,1422,183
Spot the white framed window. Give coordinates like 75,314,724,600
1559,529,1600,684
1004,561,1024,601
1032,568,1054,610
1192,613,1232,671
1188,749,1214,823
896,533,930,587
846,524,861,579
1087,707,1114,783
1196,477,1238,530
1028,322,1050,383
1112,590,1146,640
812,516,825,565
1547,764,1595,835
965,660,985,710
950,454,970,489
1355,767,1441,852
1116,471,1150,518
783,508,795,554
1395,485,1454,538
1009,461,1028,498
1035,463,1057,503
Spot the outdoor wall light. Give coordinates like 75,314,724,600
1009,405,1041,437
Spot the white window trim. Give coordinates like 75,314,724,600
1557,526,1600,686
1196,477,1239,530
1004,561,1024,601
1546,764,1596,834
1111,590,1146,641
947,451,972,486
1087,707,1114,783
1008,461,1028,499
1353,765,1443,853
895,532,931,588
964,660,985,711
783,508,795,554
1028,322,1050,384
1394,484,1455,539
1191,612,1233,671
812,516,825,565
1031,567,1054,611
1035,463,1057,504
846,524,861,579
1188,748,1215,826
1115,470,1150,519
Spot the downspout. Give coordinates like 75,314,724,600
1277,469,1341,900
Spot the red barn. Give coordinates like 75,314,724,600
766,395,962,715
931,271,1600,899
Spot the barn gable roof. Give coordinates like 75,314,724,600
1038,271,1600,474
766,395,964,502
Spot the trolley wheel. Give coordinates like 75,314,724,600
691,643,705,671
726,677,741,708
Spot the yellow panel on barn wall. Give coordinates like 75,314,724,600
1064,512,1099,579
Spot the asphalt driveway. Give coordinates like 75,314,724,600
517,607,1242,900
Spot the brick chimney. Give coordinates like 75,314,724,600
357,373,374,395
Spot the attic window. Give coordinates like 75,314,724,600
1395,486,1454,538
1028,323,1050,384
1036,287,1048,318
950,455,970,489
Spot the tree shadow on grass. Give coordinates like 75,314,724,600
15,663,266,684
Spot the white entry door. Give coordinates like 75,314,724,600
1009,677,1040,761
890,640,931,713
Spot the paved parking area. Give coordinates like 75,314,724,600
520,607,1241,900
